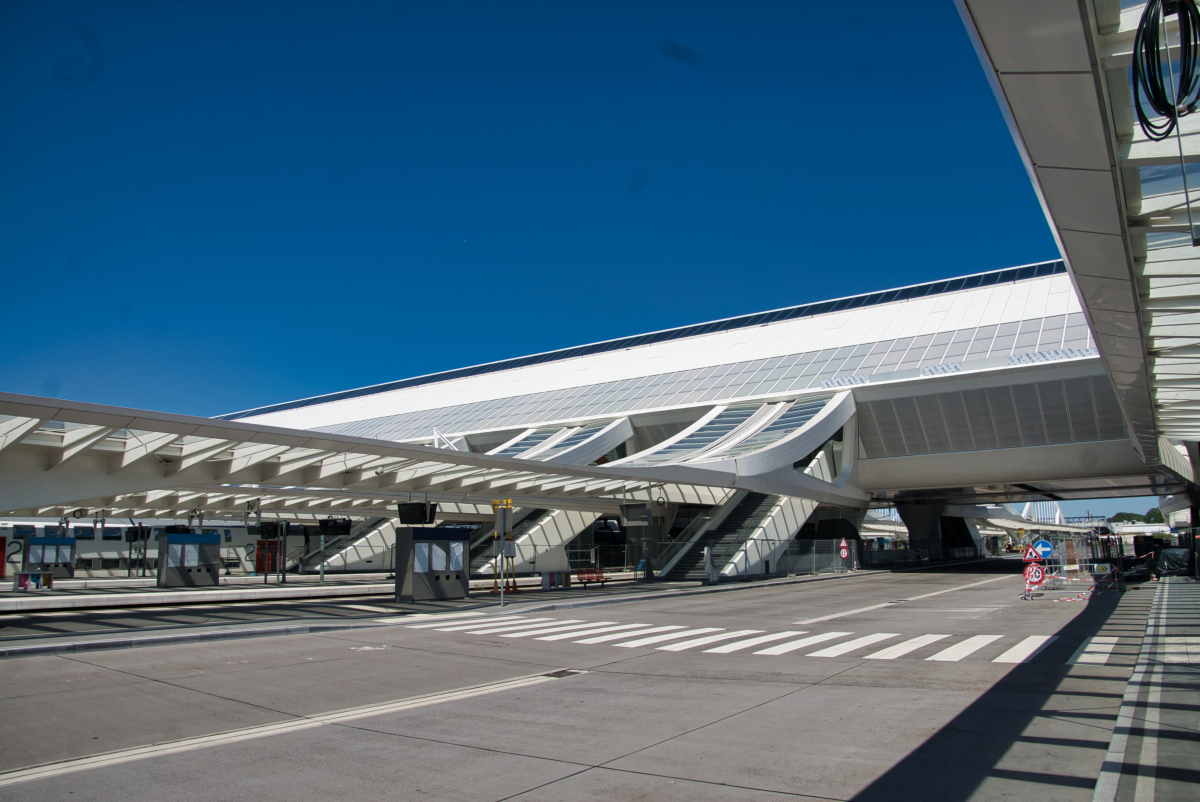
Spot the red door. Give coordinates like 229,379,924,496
255,540,280,573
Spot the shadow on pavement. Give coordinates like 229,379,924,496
852,580,1145,801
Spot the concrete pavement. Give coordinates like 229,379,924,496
0,561,1193,800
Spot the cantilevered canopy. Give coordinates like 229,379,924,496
0,392,864,520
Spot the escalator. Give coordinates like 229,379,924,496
665,493,780,581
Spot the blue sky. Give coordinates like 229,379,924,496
0,0,1059,418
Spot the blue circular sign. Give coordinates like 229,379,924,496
1033,540,1054,559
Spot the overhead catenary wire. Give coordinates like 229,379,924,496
1132,0,1200,141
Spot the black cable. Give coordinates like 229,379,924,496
1133,0,1200,141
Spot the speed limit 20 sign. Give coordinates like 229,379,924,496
1024,563,1045,586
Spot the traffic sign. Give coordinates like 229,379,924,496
1024,563,1045,586
1023,544,1042,562
1032,540,1053,560
838,538,850,560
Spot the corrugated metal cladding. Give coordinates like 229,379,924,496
857,377,1127,458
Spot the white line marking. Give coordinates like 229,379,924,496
401,614,509,628
792,576,1012,624
808,633,899,658
0,671,574,789
864,634,951,660
573,625,686,644
500,622,617,638
536,623,653,641
1093,583,1165,802
429,617,553,632
926,634,1004,662
657,630,764,652
1067,636,1119,665
704,631,808,654
993,635,1056,663
461,620,584,635
754,632,852,655
614,628,724,648
1134,665,1161,802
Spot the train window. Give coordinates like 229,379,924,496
224,529,232,542
73,526,96,540
102,528,122,540
152,527,165,537
13,526,34,538
43,526,59,536
75,558,94,569
201,529,218,535
100,558,122,569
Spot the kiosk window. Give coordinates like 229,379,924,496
102,528,122,540
29,544,43,563
73,526,95,540
449,542,464,571
414,542,430,573
167,544,183,568
431,543,447,572
183,544,199,567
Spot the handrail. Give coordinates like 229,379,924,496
296,517,386,569
651,508,720,576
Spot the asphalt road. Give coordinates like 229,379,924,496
0,560,1168,800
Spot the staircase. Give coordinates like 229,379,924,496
295,518,387,572
665,493,780,581
469,509,551,575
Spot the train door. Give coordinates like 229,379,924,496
255,539,281,574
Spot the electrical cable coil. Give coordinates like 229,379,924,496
1133,0,1200,140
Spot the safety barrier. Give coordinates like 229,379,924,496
1021,561,1123,601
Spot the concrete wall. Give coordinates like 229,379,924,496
476,509,601,575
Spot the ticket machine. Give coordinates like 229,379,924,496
395,527,472,602
156,531,221,588
22,536,76,579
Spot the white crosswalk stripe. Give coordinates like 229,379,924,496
501,622,617,638
536,623,654,641
1067,636,1118,665
406,616,1073,664
993,635,1056,663
412,616,542,630
864,634,951,660
614,628,724,648
704,631,808,654
753,632,852,656
657,630,764,652
926,634,1004,662
808,633,899,658
460,619,583,635
573,625,687,644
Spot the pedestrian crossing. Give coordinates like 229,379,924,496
398,614,1120,664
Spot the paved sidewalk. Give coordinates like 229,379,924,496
1093,577,1200,802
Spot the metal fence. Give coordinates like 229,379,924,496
776,539,858,576
1022,561,1123,600
565,545,633,571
